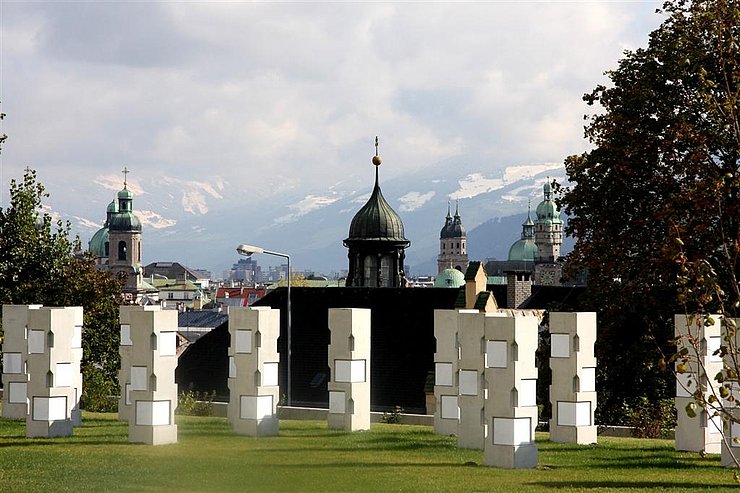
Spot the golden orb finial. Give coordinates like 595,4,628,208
372,136,382,167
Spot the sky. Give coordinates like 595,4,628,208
0,1,665,275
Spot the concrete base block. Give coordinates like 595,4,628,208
129,424,178,445
328,412,370,431
2,403,27,420
27,419,74,438
484,443,538,469
549,423,597,445
233,417,279,436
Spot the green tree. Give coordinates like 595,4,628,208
0,168,124,411
558,0,739,426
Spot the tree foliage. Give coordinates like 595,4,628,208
0,168,124,410
558,0,739,424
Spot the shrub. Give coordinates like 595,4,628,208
381,405,404,424
626,397,677,439
176,390,215,416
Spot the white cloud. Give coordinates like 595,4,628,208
94,175,145,196
72,216,101,229
399,191,436,212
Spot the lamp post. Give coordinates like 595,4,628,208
236,244,292,407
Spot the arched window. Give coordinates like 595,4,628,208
118,241,127,261
104,241,109,257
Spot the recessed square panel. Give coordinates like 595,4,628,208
732,423,740,447
676,372,696,398
130,366,148,391
235,330,253,354
708,413,723,435
3,353,23,374
519,379,537,407
329,391,346,414
125,384,132,406
486,341,508,368
335,359,366,383
136,400,171,426
435,363,453,387
581,367,596,392
159,332,177,357
8,382,27,404
262,363,279,387
72,325,82,349
55,362,73,387
32,396,67,421
707,336,722,362
229,356,237,378
459,370,478,396
551,334,570,358
557,401,592,426
492,417,532,446
120,324,132,346
440,395,459,420
28,330,45,354
240,395,273,420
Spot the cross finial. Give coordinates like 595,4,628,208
375,136,379,156
122,166,130,188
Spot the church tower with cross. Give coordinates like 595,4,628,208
343,138,410,288
107,168,144,296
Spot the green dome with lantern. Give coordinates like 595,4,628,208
434,268,465,288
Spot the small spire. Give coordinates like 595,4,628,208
446,201,451,218
454,199,460,218
122,166,130,189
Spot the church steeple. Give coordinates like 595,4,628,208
437,200,468,274
343,138,410,287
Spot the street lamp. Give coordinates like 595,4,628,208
236,244,292,407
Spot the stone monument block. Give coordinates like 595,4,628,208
118,305,159,422
674,314,723,454
126,307,178,445
227,306,281,436
328,308,371,431
2,304,42,419
457,310,487,450
483,313,539,468
26,307,81,438
548,312,597,444
434,309,460,435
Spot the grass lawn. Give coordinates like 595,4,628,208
0,413,736,492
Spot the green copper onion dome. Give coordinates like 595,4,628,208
508,205,537,261
89,200,118,258
434,268,465,288
535,181,562,225
109,186,141,232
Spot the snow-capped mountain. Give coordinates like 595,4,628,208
48,157,569,278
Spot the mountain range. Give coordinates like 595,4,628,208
48,157,571,278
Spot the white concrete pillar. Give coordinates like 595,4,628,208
227,306,281,436
328,308,371,431
483,313,539,468
549,312,597,444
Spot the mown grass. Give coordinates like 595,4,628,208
0,413,736,492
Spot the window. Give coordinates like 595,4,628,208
118,241,127,261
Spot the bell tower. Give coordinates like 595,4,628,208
108,167,144,295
